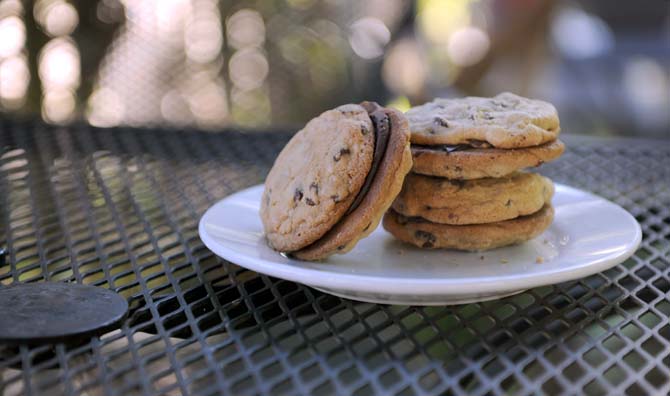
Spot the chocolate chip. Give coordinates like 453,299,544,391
433,117,449,128
305,198,316,206
415,230,436,248
363,222,372,232
448,179,465,188
482,112,494,120
294,189,303,202
432,118,447,128
337,245,345,250
331,194,340,203
468,114,475,121
333,148,351,162
505,199,512,207
310,182,319,195
361,125,369,135
424,205,432,210
454,166,463,172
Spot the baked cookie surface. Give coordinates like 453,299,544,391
383,204,554,251
411,140,565,179
261,104,375,252
392,172,554,225
293,103,412,260
406,92,560,148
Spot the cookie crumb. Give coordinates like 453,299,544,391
500,258,509,264
536,256,544,264
480,255,485,260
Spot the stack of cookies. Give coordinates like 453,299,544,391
383,93,565,251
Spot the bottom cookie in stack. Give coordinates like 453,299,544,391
383,172,555,251
384,204,554,251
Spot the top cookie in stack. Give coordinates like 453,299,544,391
407,92,564,179
383,92,565,251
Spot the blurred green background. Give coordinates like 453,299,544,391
0,0,668,137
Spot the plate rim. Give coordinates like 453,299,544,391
199,184,641,296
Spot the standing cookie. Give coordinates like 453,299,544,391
261,102,412,260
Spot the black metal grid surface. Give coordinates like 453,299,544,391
0,120,669,396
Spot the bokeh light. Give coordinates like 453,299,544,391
418,0,472,44
38,38,80,90
185,9,222,63
87,87,124,127
229,48,269,91
0,0,27,110
0,0,22,16
96,0,124,24
42,89,75,123
382,38,426,97
34,0,79,37
160,89,192,125
155,0,190,35
349,17,391,59
226,7,269,126
0,16,25,58
0,55,29,108
623,57,670,128
187,80,229,127
551,7,613,59
231,86,271,126
226,9,265,50
447,26,490,67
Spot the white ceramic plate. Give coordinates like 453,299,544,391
199,184,641,305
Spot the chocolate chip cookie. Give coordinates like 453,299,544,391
261,102,412,260
383,204,554,251
406,92,560,149
411,139,565,179
392,172,554,225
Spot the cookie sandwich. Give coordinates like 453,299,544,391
384,92,564,250
261,102,412,260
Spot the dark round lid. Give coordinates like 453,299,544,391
0,282,128,344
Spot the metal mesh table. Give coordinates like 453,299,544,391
0,120,668,396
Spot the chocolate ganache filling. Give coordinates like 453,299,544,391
413,140,492,153
344,103,391,215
